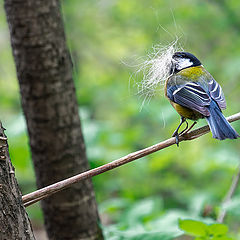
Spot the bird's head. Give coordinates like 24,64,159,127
170,52,202,74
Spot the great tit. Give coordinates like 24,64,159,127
165,52,239,145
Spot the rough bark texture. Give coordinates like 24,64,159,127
4,0,103,239
0,123,35,240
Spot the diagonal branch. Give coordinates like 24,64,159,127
22,112,240,207
217,164,240,223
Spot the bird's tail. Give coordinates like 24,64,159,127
206,101,239,140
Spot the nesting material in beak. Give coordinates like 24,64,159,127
137,39,182,106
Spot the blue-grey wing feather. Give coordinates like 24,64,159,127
208,79,226,110
167,82,211,116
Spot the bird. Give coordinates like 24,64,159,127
165,51,239,146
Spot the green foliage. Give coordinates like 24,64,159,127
179,219,232,240
179,219,208,236
1,0,240,238
101,197,181,239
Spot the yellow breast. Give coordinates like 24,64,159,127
171,102,203,120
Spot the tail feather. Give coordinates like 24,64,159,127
206,102,239,140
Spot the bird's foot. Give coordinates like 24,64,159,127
172,131,180,147
181,121,197,136
179,121,189,135
172,121,197,146
172,119,188,147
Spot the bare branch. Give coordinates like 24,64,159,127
22,112,240,207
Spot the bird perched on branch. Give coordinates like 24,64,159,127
165,52,239,145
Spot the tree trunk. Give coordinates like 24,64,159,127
0,122,35,240
4,0,103,239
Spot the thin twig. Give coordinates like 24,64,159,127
22,112,240,207
217,164,240,223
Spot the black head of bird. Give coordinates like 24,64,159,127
170,52,202,75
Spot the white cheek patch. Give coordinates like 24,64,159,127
176,58,193,70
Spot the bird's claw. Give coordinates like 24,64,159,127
172,118,188,147
172,121,197,147
172,131,180,147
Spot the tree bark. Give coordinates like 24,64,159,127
0,123,35,240
4,0,103,239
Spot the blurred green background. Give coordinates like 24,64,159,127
0,0,240,239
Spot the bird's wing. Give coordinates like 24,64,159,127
167,82,211,116
208,78,226,110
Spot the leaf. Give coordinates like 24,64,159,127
103,224,178,240
124,198,162,225
150,210,190,235
189,194,209,216
178,219,208,237
208,223,228,236
129,231,176,240
211,237,233,240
